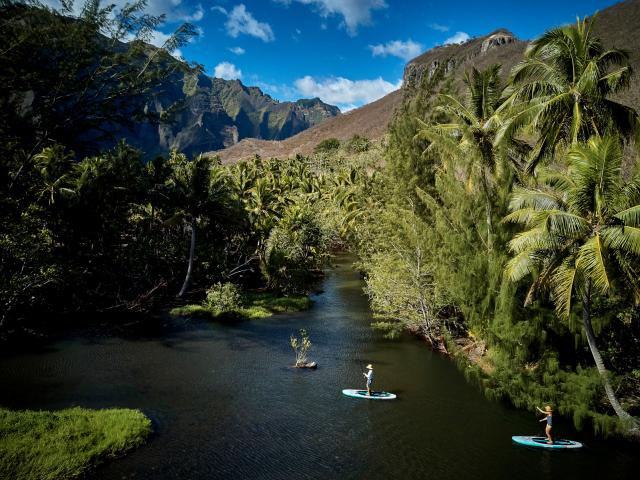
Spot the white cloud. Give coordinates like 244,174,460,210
44,0,205,23
214,4,275,42
275,0,387,36
228,46,246,55
429,23,449,32
254,81,299,100
214,62,243,80
129,0,205,23
147,29,172,48
443,31,470,45
294,75,400,110
369,39,423,61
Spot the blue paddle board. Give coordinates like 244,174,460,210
342,389,396,400
512,436,583,449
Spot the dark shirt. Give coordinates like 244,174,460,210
546,414,553,426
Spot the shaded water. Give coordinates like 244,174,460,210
1,254,638,479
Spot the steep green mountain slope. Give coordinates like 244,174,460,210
128,70,340,159
0,4,340,160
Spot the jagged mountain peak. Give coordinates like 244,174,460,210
403,29,524,89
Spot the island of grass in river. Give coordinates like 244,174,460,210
170,291,313,320
0,406,151,480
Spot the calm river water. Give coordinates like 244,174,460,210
1,254,638,479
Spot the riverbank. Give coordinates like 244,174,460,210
170,291,313,320
0,406,151,480
1,253,639,479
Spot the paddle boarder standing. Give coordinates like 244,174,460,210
363,364,374,396
536,405,553,443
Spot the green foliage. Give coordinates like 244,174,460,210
205,282,242,312
290,328,312,366
314,137,341,154
360,204,450,342
0,406,151,480
344,135,371,153
263,205,327,293
385,62,450,201
170,291,311,321
243,291,313,313
340,17,640,437
0,0,199,157
497,15,640,172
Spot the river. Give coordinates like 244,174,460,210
0,254,638,479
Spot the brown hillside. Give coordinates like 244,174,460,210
211,0,640,163
591,0,640,110
211,89,403,163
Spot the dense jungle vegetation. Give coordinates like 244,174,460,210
1,1,640,440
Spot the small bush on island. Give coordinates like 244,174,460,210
0,406,151,480
290,328,313,367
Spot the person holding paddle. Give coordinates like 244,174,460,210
536,405,553,443
363,364,374,396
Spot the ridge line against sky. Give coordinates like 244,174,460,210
43,0,621,112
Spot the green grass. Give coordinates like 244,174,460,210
0,406,151,480
170,292,312,320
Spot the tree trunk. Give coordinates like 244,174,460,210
582,287,639,434
480,171,493,252
177,223,196,297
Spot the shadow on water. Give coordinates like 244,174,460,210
0,253,638,480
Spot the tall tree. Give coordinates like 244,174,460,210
504,135,640,434
497,16,640,173
166,153,231,297
0,0,198,172
416,65,517,251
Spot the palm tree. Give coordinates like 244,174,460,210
497,16,639,173
33,146,76,206
416,64,515,250
503,135,640,433
167,153,230,297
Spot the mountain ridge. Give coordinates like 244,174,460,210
211,0,640,163
120,67,341,159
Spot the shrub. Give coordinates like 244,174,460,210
345,134,371,153
204,282,241,312
314,137,340,154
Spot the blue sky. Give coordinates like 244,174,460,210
49,0,622,111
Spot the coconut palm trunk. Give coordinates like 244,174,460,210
582,283,639,432
177,223,196,297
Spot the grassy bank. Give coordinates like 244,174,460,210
0,406,151,480
170,292,313,320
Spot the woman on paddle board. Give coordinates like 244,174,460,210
363,364,374,396
536,405,553,443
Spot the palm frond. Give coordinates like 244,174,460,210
543,210,590,237
508,188,563,212
502,208,543,226
601,225,640,256
508,227,563,254
576,234,611,294
614,205,640,227
550,257,578,321
504,250,540,283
